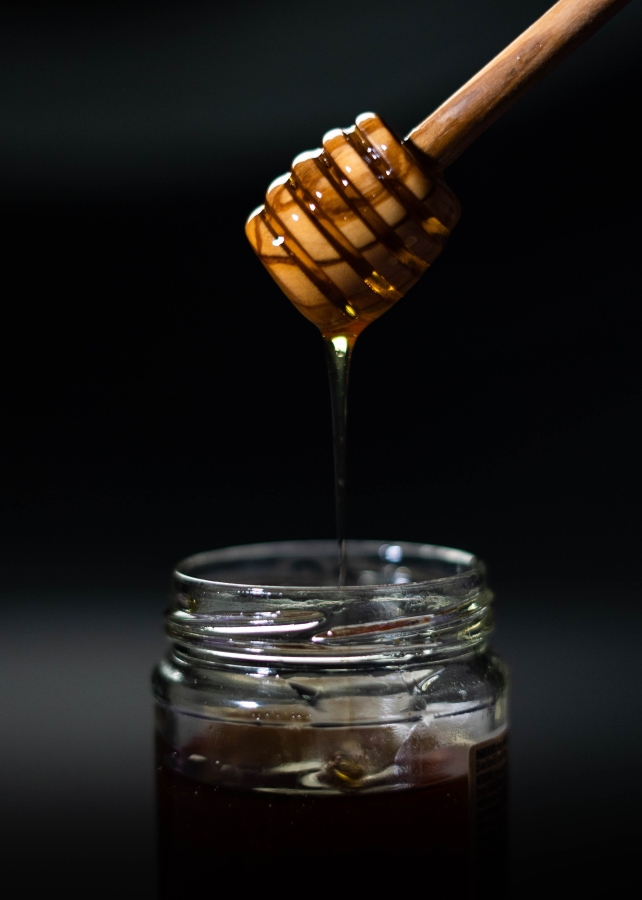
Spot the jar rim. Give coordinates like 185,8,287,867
174,539,485,595
168,541,492,666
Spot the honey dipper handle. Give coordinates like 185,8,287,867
407,0,631,168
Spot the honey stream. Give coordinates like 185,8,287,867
324,333,354,586
245,113,461,586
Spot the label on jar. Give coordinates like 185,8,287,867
469,729,508,868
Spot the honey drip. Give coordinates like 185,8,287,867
246,113,461,584
324,334,354,585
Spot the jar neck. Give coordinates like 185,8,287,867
165,541,494,671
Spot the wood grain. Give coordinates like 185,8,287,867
407,0,632,168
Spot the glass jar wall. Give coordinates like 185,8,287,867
153,540,508,898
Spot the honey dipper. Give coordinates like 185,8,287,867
245,0,630,341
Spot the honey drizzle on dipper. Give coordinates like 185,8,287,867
246,113,460,340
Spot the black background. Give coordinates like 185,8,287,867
1,2,641,896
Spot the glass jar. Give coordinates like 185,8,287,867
153,540,508,898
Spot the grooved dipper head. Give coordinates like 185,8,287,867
246,113,461,339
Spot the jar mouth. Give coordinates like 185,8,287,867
175,539,484,594
168,541,492,668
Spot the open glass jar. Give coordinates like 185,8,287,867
154,540,508,898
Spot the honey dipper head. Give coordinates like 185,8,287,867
245,113,460,340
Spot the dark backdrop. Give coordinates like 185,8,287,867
1,2,641,897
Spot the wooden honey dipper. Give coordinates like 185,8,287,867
245,0,630,342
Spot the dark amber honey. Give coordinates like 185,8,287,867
156,733,507,899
